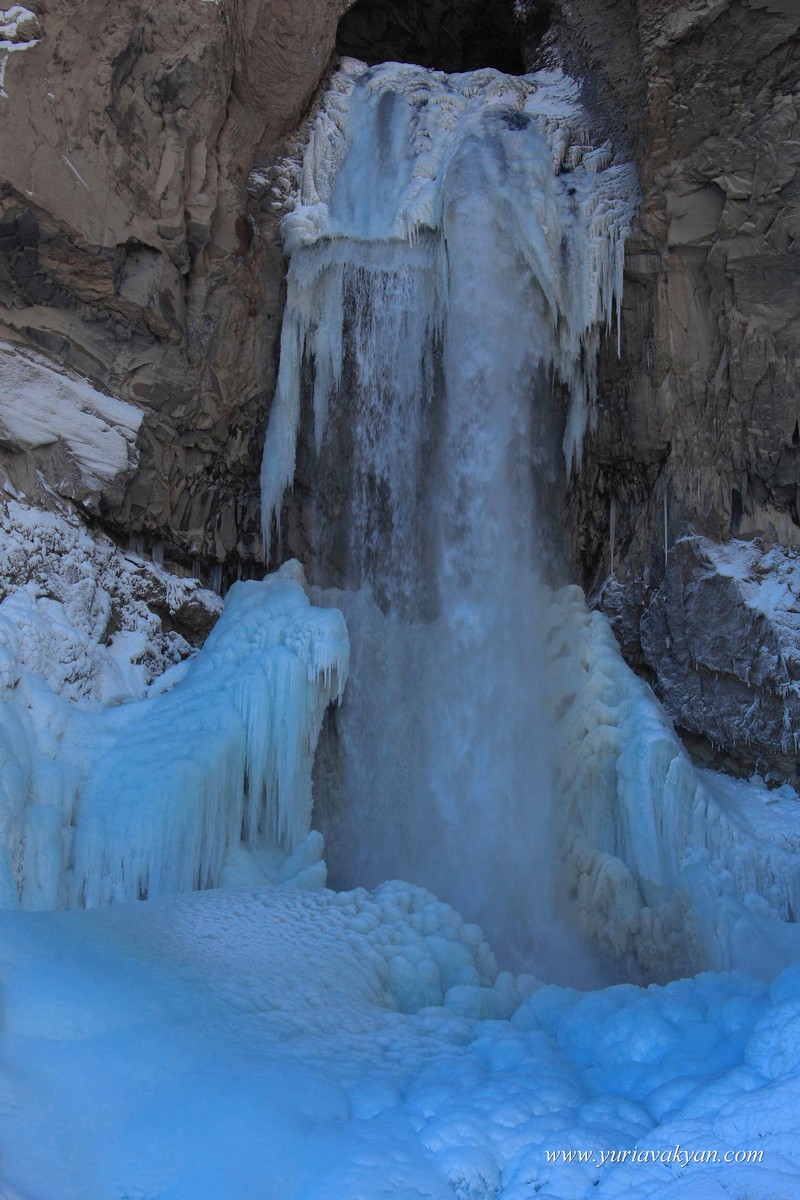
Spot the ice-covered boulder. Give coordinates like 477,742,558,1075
641,536,800,780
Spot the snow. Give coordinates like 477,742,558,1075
1,882,799,1200
0,498,221,706
701,533,800,662
0,342,142,493
0,6,39,99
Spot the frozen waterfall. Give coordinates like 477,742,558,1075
0,526,349,910
262,62,636,976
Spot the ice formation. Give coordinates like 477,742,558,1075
544,585,800,981
261,61,637,975
258,57,800,986
261,60,637,540
0,505,348,909
1,882,799,1200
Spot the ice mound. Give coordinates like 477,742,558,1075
0,883,798,1199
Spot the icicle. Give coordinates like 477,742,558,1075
262,63,640,552
664,484,669,564
610,494,617,577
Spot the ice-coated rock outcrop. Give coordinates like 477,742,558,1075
0,501,348,910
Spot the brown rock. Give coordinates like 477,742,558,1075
0,0,352,580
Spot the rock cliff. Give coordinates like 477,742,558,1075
0,0,350,580
551,0,800,779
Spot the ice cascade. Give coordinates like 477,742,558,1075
0,556,349,909
261,62,637,540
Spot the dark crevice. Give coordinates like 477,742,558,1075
336,0,550,76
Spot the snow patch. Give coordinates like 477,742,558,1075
0,498,221,706
702,535,800,656
0,342,142,493
0,7,40,99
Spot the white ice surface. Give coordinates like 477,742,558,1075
0,882,799,1200
0,342,141,490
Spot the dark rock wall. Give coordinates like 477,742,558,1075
336,0,532,73
548,0,800,777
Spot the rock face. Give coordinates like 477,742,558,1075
336,0,532,73
0,0,351,580
548,0,800,776
637,536,800,780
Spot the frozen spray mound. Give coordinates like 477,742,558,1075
0,549,348,910
1,882,799,1200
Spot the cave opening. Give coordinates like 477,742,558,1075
335,0,550,76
